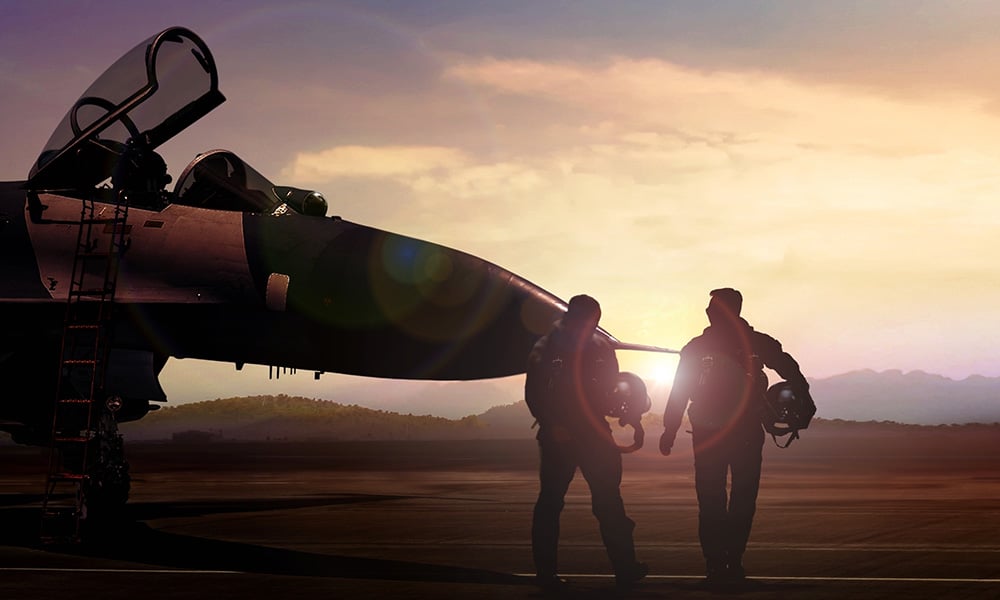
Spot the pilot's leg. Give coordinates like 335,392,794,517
727,426,765,579
692,428,729,580
578,441,640,578
532,437,577,580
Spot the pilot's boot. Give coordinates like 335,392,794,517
615,561,649,588
705,555,728,585
726,552,746,582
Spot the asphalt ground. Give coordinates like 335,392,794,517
1,430,999,599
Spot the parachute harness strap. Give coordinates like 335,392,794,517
770,428,800,449
617,421,645,454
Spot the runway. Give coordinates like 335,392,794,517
2,434,999,599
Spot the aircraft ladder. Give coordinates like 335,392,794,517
41,191,129,543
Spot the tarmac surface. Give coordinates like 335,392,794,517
2,428,999,599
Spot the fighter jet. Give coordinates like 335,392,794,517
0,27,670,535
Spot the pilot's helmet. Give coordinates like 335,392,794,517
608,371,651,426
762,381,809,435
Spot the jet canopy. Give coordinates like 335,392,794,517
173,149,329,217
27,27,224,191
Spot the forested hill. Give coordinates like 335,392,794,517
116,394,1000,443
119,395,535,441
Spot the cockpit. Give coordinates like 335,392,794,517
174,150,328,216
25,26,327,218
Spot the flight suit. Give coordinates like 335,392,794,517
525,322,641,581
662,318,808,578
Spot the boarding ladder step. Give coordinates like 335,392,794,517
42,191,129,544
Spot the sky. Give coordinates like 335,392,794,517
3,1,1000,415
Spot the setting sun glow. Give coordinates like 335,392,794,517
620,353,679,390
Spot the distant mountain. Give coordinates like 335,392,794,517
119,395,673,443
123,368,1000,444
477,401,534,432
367,380,522,419
159,360,525,419
474,369,1000,426
119,395,534,442
473,369,1000,425
808,369,1000,425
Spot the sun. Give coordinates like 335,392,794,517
647,361,676,387
619,353,677,388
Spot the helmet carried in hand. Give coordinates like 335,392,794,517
608,372,651,426
608,372,652,453
761,381,816,447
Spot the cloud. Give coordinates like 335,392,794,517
272,53,1000,378
411,161,545,199
443,56,1000,155
287,54,1000,280
282,145,469,184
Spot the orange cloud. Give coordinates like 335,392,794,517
283,145,468,183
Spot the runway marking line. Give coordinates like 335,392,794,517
515,574,1000,584
0,568,242,575
1,568,996,584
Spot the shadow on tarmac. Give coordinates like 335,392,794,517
686,579,815,596
508,578,819,599
0,495,529,587
0,493,46,508
124,493,408,520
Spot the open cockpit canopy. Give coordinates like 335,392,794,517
27,27,224,191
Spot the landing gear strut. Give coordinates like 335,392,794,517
83,411,131,520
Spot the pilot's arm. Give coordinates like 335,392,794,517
592,334,620,401
754,332,809,394
754,331,813,418
659,347,697,456
524,337,552,425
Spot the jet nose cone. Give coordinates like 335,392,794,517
345,232,567,379
353,232,565,378
272,221,566,380
364,235,560,346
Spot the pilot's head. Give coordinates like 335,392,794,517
563,294,601,332
706,287,742,328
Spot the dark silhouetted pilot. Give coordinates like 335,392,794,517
525,294,648,591
659,288,810,585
